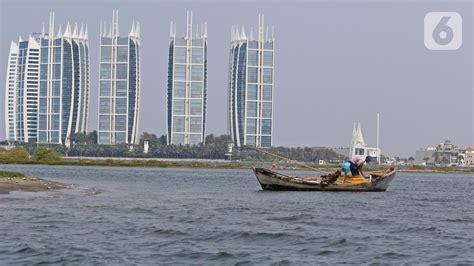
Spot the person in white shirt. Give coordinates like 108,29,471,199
349,155,372,176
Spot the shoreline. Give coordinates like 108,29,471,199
0,175,69,195
1,160,473,175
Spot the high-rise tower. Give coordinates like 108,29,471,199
36,12,90,145
98,10,141,145
228,15,274,148
4,36,40,143
167,11,208,145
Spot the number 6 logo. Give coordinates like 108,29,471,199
424,12,462,50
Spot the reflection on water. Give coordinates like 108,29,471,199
0,164,473,264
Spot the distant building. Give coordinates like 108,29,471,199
415,138,464,166
4,36,40,143
434,138,459,165
465,147,474,166
98,10,141,145
228,14,274,148
37,13,90,145
350,123,380,162
333,123,381,163
414,147,436,165
167,11,208,145
143,140,149,154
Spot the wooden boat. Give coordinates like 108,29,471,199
253,167,396,192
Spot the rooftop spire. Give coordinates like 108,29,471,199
230,25,235,41
79,24,84,39
170,21,174,37
235,25,240,41
352,122,366,147
186,10,193,39
130,20,136,37
72,23,78,38
48,12,55,40
258,14,265,43
56,24,62,39
240,24,247,40
136,21,140,38
111,9,119,38
107,20,112,38
63,22,72,38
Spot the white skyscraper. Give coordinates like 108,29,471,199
4,36,40,142
98,10,141,145
228,15,275,148
167,11,208,145
36,12,90,145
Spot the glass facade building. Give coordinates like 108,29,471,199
5,13,89,145
37,12,90,145
98,10,141,145
228,15,274,148
4,36,40,142
167,11,208,145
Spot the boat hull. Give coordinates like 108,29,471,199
253,168,396,192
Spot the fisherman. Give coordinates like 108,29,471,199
321,162,350,185
341,162,351,176
349,155,372,177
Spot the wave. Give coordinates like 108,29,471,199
389,225,441,234
150,228,188,237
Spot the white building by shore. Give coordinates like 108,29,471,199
350,123,380,162
333,123,381,163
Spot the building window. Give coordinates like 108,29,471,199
174,82,185,98
247,84,258,100
175,47,186,64
173,99,185,115
191,82,202,98
247,101,257,117
190,117,202,133
191,65,203,81
173,117,185,132
262,102,272,118
355,148,365,155
191,48,203,64
190,100,202,115
248,67,258,83
101,46,112,62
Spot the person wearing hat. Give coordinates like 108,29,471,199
349,155,372,177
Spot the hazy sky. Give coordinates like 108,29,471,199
0,0,472,157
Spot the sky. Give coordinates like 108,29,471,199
0,0,472,157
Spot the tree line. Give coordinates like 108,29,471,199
2,132,346,163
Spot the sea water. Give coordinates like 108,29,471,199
0,165,473,264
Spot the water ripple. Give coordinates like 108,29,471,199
0,165,473,264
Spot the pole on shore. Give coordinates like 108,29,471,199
376,113,380,165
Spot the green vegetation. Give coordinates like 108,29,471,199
0,147,29,163
0,170,25,177
1,133,473,174
10,132,345,164
32,147,62,162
